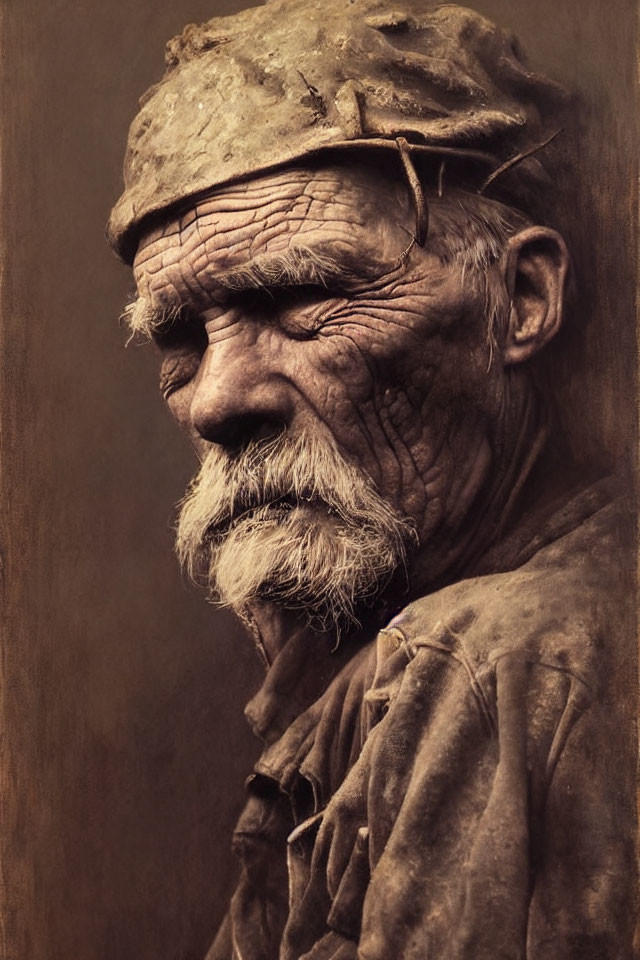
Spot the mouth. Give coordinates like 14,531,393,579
204,492,334,541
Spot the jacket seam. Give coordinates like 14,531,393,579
389,624,497,738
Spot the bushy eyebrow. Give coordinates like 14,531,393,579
120,298,187,341
123,242,389,339
214,244,359,292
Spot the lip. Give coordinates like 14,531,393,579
204,493,326,541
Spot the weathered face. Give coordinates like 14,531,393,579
131,162,503,623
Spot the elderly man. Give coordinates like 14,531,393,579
108,1,636,957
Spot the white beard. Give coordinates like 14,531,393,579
175,432,415,630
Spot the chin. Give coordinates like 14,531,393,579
209,504,407,631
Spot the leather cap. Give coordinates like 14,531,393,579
107,0,567,263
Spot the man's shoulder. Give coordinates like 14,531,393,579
381,483,633,697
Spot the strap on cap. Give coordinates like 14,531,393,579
395,137,429,247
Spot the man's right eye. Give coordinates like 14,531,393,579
151,309,207,398
159,351,202,399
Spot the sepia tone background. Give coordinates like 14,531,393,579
1,1,637,959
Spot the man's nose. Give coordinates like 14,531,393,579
189,345,294,449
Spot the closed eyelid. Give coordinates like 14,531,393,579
159,351,202,399
199,287,321,326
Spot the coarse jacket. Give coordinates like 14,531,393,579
208,480,637,960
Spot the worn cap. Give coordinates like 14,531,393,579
107,0,567,263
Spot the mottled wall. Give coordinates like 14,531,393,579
1,1,636,959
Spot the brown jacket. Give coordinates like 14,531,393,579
208,482,637,960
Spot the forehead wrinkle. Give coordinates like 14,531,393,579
192,169,345,210
135,169,397,282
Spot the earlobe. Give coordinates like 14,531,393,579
501,226,569,365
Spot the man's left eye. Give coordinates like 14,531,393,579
273,287,341,339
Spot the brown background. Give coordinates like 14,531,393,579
1,1,637,959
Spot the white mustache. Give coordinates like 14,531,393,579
178,432,397,545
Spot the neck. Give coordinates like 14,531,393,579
242,601,383,666
240,602,375,742
406,371,550,601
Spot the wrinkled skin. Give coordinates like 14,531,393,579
132,162,566,624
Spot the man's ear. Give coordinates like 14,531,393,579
500,226,569,364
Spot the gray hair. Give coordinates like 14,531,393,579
423,189,532,355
